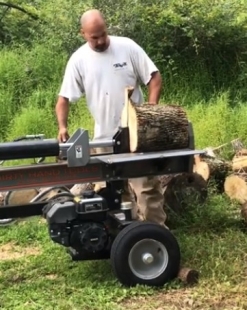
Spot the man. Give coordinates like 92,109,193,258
55,9,167,226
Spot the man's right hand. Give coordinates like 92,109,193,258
58,127,70,143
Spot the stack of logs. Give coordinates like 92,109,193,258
193,146,247,222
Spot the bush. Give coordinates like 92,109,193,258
0,0,247,145
94,0,247,101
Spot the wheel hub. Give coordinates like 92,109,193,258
128,238,169,280
142,253,154,264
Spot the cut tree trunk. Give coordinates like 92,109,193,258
4,188,39,205
193,154,232,193
177,267,199,285
193,155,210,181
163,172,208,214
194,155,231,181
121,87,189,153
70,183,98,196
224,173,247,204
232,155,247,172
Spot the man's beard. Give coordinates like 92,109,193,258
94,44,107,52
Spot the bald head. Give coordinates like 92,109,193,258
79,9,109,52
80,9,105,29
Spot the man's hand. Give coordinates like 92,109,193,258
58,127,70,143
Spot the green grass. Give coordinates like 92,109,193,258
1,193,247,310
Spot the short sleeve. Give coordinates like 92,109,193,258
58,55,84,103
129,39,159,85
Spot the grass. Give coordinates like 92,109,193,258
1,192,247,309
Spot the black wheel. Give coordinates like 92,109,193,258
0,217,17,226
110,221,181,287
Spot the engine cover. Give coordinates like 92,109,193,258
70,222,108,252
43,191,109,254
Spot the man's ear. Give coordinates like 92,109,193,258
80,28,85,38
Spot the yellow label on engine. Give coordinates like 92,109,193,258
73,196,81,203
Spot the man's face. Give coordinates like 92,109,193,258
81,23,109,52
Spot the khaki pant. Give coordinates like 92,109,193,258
92,147,167,227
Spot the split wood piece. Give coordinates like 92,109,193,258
121,86,135,129
232,155,247,172
193,154,209,181
241,202,247,222
0,192,7,205
4,188,39,205
236,148,247,156
224,174,247,204
70,183,98,196
121,87,189,153
193,155,232,193
177,267,199,285
194,155,231,182
163,172,208,214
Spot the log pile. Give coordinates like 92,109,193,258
191,138,247,223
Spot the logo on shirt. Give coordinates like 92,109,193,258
113,62,127,68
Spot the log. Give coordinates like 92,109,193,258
193,154,232,193
193,154,209,181
224,174,247,204
70,183,95,196
4,188,39,205
232,155,247,172
194,155,231,181
159,175,175,191
177,267,199,285
121,87,189,153
237,149,247,156
163,172,208,214
0,192,6,205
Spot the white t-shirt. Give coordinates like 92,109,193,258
58,35,159,140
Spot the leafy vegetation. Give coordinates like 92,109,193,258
1,0,247,309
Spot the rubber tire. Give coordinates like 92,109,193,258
0,218,17,226
110,221,180,287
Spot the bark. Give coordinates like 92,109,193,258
177,267,199,285
121,87,189,153
163,172,208,214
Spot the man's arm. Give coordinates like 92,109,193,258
55,96,69,130
55,54,84,141
129,39,163,104
147,71,162,105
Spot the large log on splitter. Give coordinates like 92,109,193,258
121,87,190,153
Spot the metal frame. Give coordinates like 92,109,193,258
0,124,204,221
